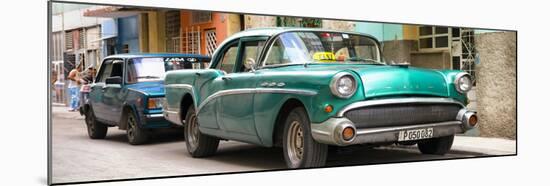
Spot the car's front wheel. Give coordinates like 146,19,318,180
185,105,219,157
417,135,454,155
283,107,328,168
85,108,108,139
126,110,150,145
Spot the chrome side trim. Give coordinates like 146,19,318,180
197,88,317,113
165,83,193,91
336,97,465,117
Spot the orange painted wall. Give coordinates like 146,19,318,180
180,11,228,55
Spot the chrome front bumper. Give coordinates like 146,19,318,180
311,98,477,146
144,113,166,122
145,113,164,119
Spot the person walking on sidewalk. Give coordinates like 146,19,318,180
67,63,84,112
79,65,96,112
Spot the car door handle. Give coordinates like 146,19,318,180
222,77,232,81
101,86,107,92
195,72,202,76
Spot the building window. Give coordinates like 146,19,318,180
123,44,130,53
205,29,217,56
105,38,116,56
418,26,450,50
182,27,201,54
191,11,212,24
85,26,101,49
52,32,64,61
165,10,181,53
78,29,85,50
460,29,477,83
65,31,73,50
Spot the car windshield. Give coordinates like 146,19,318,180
264,31,383,66
126,57,194,83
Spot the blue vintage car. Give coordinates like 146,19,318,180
82,53,210,145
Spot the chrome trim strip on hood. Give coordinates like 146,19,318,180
337,97,465,117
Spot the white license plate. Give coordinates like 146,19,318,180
398,128,434,141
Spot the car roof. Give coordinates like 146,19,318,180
208,27,381,67
224,27,379,42
104,53,210,59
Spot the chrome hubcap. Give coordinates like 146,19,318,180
287,121,304,164
187,113,199,150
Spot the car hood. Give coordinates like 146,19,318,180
351,65,449,98
269,64,450,99
125,81,165,97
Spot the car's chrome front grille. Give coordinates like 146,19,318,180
344,103,462,129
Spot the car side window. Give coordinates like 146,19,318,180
96,60,113,83
265,39,285,66
239,40,266,72
217,43,239,73
96,59,123,83
110,61,123,78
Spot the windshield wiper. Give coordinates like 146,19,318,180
136,75,160,79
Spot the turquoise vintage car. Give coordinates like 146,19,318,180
163,28,478,168
82,53,209,145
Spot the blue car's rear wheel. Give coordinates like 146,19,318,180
283,107,327,168
85,108,107,139
185,105,219,157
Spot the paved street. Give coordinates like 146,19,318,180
51,106,516,184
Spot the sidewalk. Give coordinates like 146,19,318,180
452,136,516,155
386,135,516,156
51,105,83,120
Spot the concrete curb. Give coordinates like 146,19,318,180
391,136,516,156
452,136,516,155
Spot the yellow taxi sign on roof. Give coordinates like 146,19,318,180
313,52,336,62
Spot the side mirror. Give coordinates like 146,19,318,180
244,58,256,72
105,76,122,85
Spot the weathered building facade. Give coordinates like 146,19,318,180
54,5,517,139
51,3,112,104
474,31,517,139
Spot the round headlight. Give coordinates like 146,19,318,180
330,72,357,98
454,72,473,94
